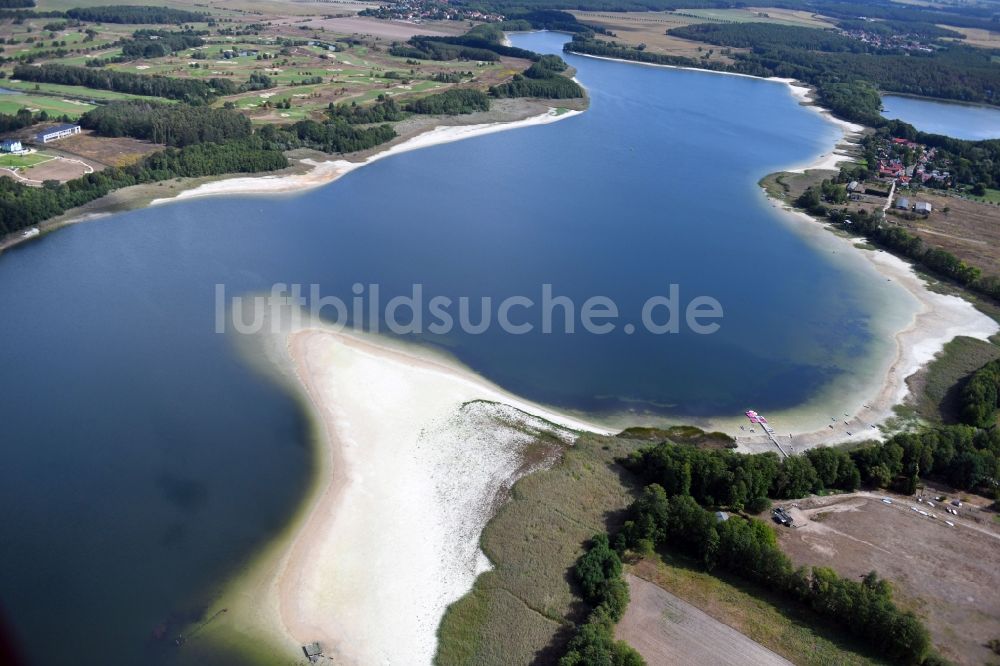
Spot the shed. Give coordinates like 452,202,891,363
302,642,323,662
915,201,932,214
35,123,80,144
714,511,729,523
895,197,910,210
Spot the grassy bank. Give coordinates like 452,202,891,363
435,432,644,665
911,335,1000,423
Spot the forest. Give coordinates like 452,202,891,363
328,96,405,124
121,30,206,59
12,63,237,104
390,24,540,62
64,5,206,24
79,101,252,147
404,88,490,114
669,23,867,53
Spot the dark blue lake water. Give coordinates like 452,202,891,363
881,93,1000,140
0,31,881,664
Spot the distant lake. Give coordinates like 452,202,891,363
881,94,1000,140
0,31,905,665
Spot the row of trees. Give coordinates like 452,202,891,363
560,534,644,665
616,486,934,664
629,419,999,501
12,63,236,104
64,5,205,24
80,100,252,147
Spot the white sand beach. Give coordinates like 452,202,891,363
212,320,609,664
148,108,581,206
728,204,1000,455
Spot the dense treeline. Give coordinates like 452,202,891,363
961,359,1000,429
122,30,205,59
560,534,644,666
490,54,583,99
669,23,868,53
498,9,601,35
617,485,933,664
80,101,251,147
261,119,397,154
628,416,999,503
12,63,235,104
624,443,860,509
404,88,490,114
65,5,205,24
390,24,539,63
327,96,404,124
0,136,286,236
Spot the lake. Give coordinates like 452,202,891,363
0,31,901,665
881,93,1000,140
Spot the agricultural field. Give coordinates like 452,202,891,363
775,492,1000,666
571,11,744,65
616,574,794,666
893,191,1000,276
627,556,882,666
941,25,1000,49
672,7,837,29
50,132,162,168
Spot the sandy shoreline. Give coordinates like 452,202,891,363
147,108,581,206
728,201,998,454
209,321,609,664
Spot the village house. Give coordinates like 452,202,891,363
1,138,25,154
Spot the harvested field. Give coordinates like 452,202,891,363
942,26,1000,49
891,192,1000,277
572,11,744,65
282,16,465,39
677,7,836,28
50,132,162,168
776,492,1000,665
616,573,794,666
16,155,93,183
